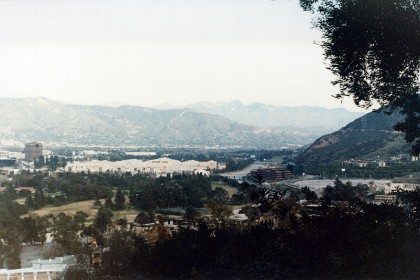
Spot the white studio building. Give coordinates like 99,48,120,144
66,157,221,177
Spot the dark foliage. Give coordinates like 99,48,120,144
300,0,420,154
302,161,420,179
85,198,420,279
130,174,213,210
221,158,255,172
62,183,420,280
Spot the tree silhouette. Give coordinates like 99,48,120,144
114,189,125,210
94,207,113,233
301,0,420,154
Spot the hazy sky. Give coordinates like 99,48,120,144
0,0,368,112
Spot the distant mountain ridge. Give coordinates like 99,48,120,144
0,97,320,148
297,110,410,163
155,101,365,130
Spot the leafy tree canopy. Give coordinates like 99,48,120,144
300,0,420,154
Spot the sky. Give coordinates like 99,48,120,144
0,0,369,112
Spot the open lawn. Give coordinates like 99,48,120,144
24,199,101,220
113,209,140,223
23,199,140,223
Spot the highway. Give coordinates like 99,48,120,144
219,161,266,180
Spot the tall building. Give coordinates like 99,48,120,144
25,142,43,161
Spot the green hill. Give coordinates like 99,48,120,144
297,110,411,163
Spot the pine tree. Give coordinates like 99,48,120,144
115,189,125,211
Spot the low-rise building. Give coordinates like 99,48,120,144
250,167,293,181
66,157,221,177
374,194,397,205
0,256,73,280
384,183,420,194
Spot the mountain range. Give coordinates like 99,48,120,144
155,101,364,130
4,96,408,162
0,97,366,149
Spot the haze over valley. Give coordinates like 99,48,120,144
0,97,363,149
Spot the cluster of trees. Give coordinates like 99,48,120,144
0,190,81,268
5,170,254,218
323,179,369,202
0,191,31,269
6,172,115,210
43,206,128,259
128,173,254,211
33,155,65,170
0,186,91,269
64,185,420,279
24,189,65,209
1,200,123,270
0,171,124,268
129,174,212,210
23,183,112,210
220,158,255,172
302,161,420,179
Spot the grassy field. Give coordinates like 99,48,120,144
21,184,239,224
23,198,140,223
112,209,139,223
211,181,238,197
25,199,100,219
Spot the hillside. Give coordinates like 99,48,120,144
297,110,411,163
0,97,313,148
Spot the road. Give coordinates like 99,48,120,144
219,161,266,180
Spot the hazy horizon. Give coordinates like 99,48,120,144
0,96,368,113
0,0,370,113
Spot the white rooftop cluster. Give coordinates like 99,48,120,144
0,256,73,279
66,157,221,177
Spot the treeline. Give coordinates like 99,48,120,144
0,206,112,269
135,204,418,279
34,155,66,170
323,178,370,202
301,161,420,179
129,173,256,210
12,172,115,209
129,174,212,209
0,191,37,268
7,171,254,213
221,158,255,172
